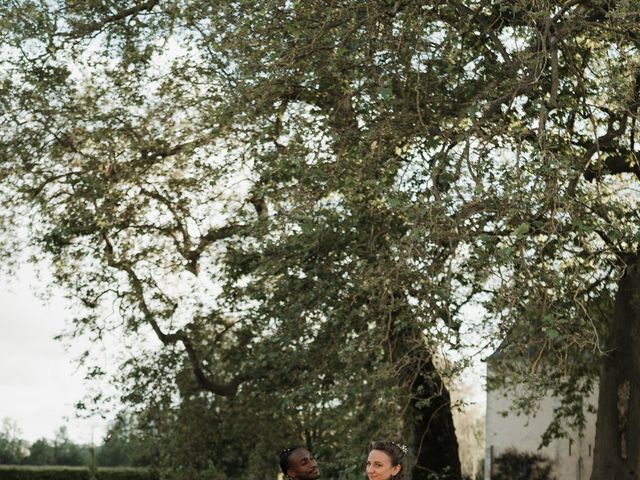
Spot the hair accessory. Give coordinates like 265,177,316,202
280,447,296,456
392,441,408,454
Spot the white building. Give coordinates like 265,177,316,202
484,385,598,479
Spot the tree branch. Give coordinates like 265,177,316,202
583,152,640,182
101,232,244,396
567,113,629,195
185,224,245,275
66,0,161,37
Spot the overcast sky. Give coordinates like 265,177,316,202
0,265,108,444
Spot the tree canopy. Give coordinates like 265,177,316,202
3,1,640,479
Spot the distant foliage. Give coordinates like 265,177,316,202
94,416,151,468
0,418,148,469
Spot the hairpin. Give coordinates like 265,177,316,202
391,441,408,454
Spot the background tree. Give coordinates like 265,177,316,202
96,415,150,468
51,427,86,466
0,419,27,465
438,3,640,478
25,439,55,466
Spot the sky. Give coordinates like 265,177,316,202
0,265,109,444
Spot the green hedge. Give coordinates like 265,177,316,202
0,466,155,480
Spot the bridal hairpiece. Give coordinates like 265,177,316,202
391,441,408,454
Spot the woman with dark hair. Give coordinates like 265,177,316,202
279,445,320,480
365,440,407,480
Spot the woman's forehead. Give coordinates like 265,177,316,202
368,449,392,463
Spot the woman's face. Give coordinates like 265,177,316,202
366,449,400,480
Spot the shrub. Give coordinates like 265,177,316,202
491,449,555,480
0,465,154,480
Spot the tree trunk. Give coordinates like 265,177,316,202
389,315,461,479
408,355,462,480
591,258,640,480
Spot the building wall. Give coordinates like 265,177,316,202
484,387,598,479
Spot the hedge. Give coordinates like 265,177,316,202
0,466,155,480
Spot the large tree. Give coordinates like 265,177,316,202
0,1,474,478
3,1,640,479
442,3,640,478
